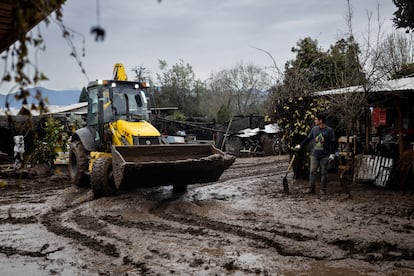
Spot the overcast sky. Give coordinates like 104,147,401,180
0,0,399,93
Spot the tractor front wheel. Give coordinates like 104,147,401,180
91,157,117,198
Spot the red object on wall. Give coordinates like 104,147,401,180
372,107,387,127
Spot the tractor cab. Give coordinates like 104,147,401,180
86,80,150,126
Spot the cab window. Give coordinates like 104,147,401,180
87,87,99,125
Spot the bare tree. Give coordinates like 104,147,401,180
325,0,388,152
202,76,233,122
132,65,151,83
377,32,414,79
250,45,284,86
203,62,271,121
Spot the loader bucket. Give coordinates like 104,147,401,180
111,144,235,190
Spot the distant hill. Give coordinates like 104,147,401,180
0,87,81,109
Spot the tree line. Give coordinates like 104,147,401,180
3,0,414,148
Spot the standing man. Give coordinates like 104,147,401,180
295,113,336,195
13,135,25,169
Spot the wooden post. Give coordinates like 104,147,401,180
221,117,233,151
365,107,370,154
397,97,404,158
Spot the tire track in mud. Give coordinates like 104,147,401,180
1,206,149,271
0,216,38,224
4,176,122,259
99,214,210,237
147,199,328,260
0,184,70,205
0,177,76,261
0,212,64,259
98,213,316,274
136,157,324,259
3,157,412,274
142,151,414,264
40,206,120,258
330,238,414,262
0,245,64,258
196,157,414,263
148,200,414,263
40,207,155,275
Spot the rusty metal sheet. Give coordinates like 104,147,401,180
354,155,394,187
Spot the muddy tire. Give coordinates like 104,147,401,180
91,157,117,198
272,139,286,155
69,141,90,187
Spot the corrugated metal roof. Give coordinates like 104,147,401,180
236,123,280,138
0,1,65,53
314,77,414,96
0,102,87,116
374,77,414,91
47,102,87,114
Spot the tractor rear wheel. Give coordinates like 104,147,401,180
91,157,117,198
68,141,90,187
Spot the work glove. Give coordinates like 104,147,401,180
328,154,335,161
294,144,301,151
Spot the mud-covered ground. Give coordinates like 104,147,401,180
0,155,413,275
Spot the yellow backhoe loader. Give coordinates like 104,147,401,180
68,63,235,198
